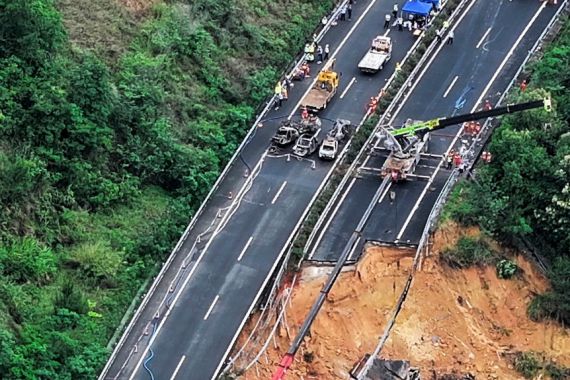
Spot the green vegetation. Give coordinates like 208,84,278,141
0,0,336,377
513,351,570,379
441,236,496,268
496,259,518,279
445,20,570,324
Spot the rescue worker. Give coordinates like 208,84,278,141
395,62,401,72
301,61,310,77
435,29,442,43
324,44,330,61
340,5,347,21
392,3,398,19
301,107,309,120
446,154,453,170
453,152,462,167
397,17,403,31
281,84,288,102
368,97,378,113
447,30,454,45
384,13,391,29
317,45,323,64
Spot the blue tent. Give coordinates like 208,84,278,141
402,0,432,16
420,0,440,5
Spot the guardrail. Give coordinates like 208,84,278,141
98,2,352,378
303,0,470,256
355,2,568,377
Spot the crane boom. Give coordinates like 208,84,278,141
393,97,551,138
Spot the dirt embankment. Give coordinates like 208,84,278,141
234,223,570,379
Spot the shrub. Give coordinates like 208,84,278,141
441,236,496,268
496,259,518,279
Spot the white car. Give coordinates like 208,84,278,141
319,136,338,160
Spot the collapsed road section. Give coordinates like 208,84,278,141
99,0,444,379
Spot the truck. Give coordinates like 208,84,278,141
358,36,392,74
376,97,552,181
300,58,339,112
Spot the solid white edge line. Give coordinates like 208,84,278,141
395,1,547,241
169,356,186,380
308,177,357,260
237,237,254,262
340,77,357,99
475,27,492,49
388,0,479,124
127,154,267,380
443,75,459,98
210,145,343,380
288,0,381,119
271,181,288,205
203,295,220,321
377,182,393,204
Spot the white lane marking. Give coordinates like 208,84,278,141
288,0,381,119
169,356,186,380
383,28,391,37
237,236,254,262
377,182,393,204
308,177,357,260
443,76,459,98
340,77,357,99
396,2,547,241
271,181,288,205
475,27,492,49
347,236,362,262
203,295,220,321
128,154,266,380
389,0,479,123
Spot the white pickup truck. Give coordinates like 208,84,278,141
358,36,392,74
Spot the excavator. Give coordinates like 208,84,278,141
375,97,552,181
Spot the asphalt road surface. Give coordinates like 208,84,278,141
307,0,562,263
101,0,430,378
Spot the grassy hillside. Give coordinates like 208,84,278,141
0,0,334,377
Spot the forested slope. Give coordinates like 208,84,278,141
448,19,570,326
0,0,334,378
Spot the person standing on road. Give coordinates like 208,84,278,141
348,4,353,20
447,30,454,45
340,5,347,21
384,13,391,29
317,45,323,64
324,44,330,61
446,154,453,170
435,29,442,42
397,16,403,31
392,3,398,19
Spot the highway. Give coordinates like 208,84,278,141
307,0,561,264
100,0,431,378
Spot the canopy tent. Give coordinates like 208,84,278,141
420,0,440,5
402,0,432,16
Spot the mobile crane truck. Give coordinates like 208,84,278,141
376,97,552,181
300,58,340,112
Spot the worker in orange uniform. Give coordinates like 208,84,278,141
301,107,309,119
301,62,310,77
453,152,462,167
520,79,527,92
367,97,378,113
